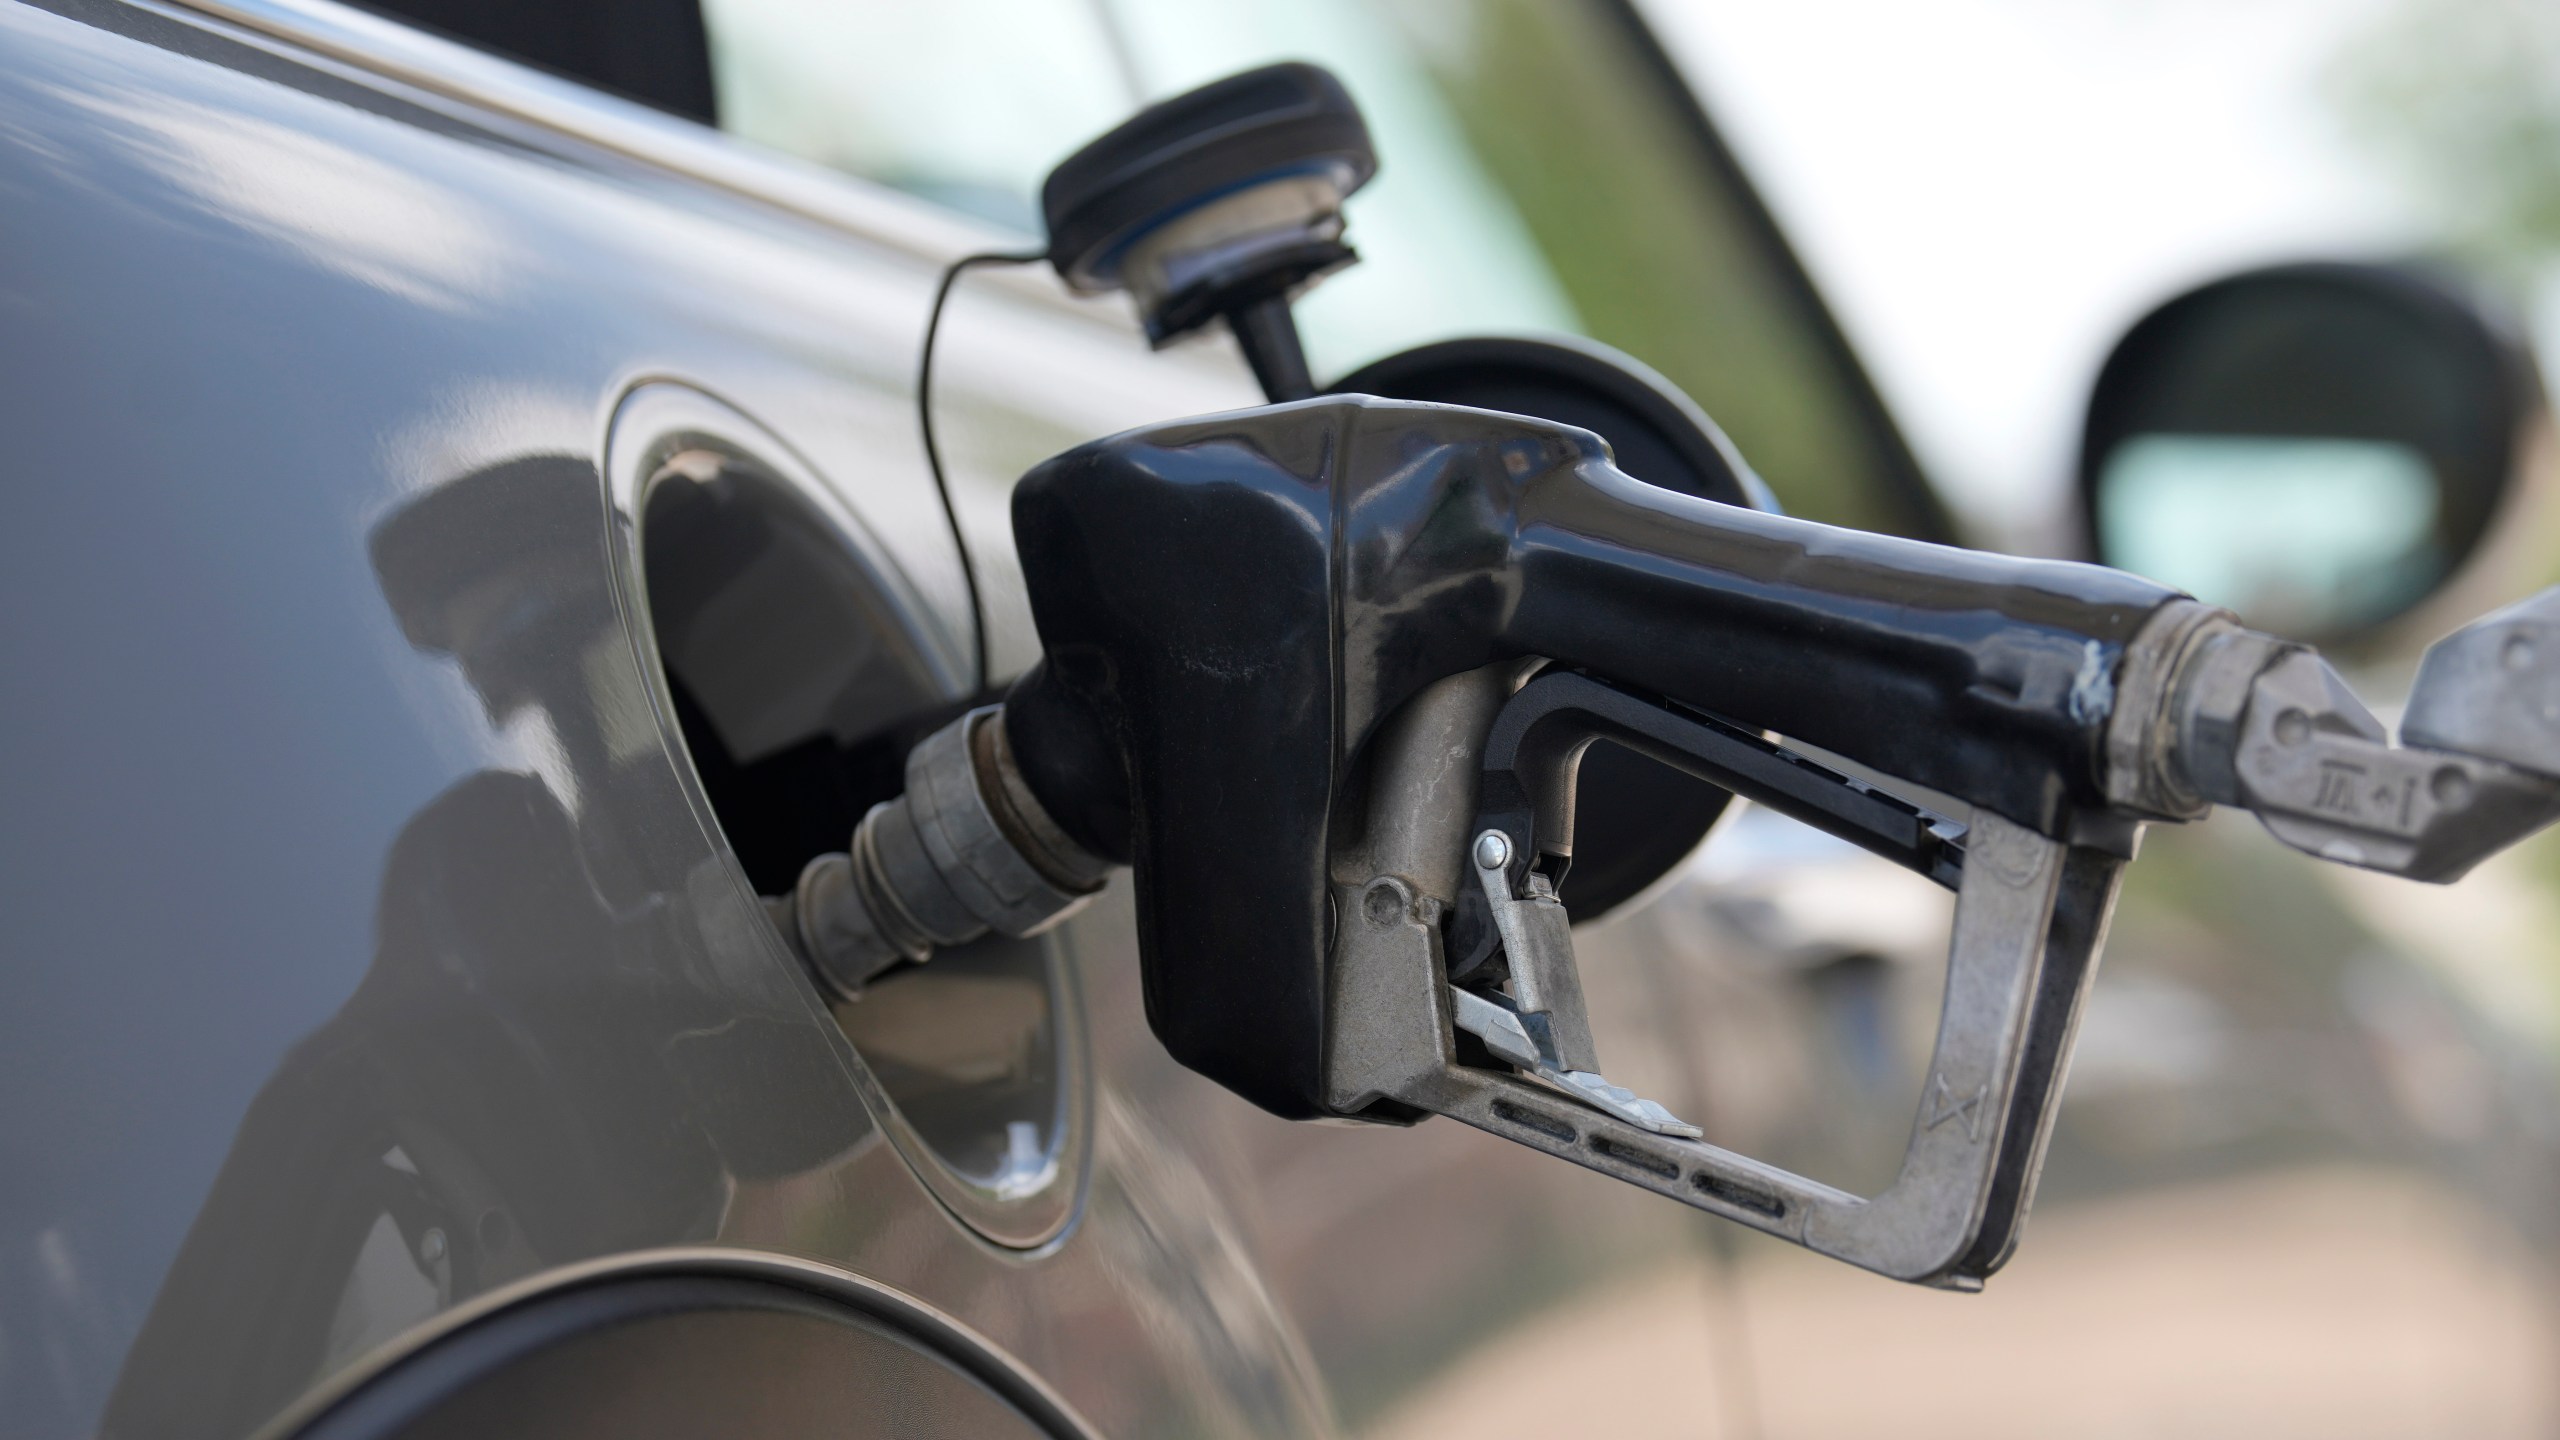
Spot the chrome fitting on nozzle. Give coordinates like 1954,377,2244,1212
2107,593,2560,882
772,706,1109,998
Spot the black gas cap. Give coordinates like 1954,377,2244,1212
1038,62,1376,398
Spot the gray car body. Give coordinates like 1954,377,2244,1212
0,2,1717,1434
6,2,2557,1437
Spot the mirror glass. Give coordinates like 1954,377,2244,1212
2097,433,2441,635
2081,263,2529,641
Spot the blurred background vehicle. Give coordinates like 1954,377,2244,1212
9,0,2560,1436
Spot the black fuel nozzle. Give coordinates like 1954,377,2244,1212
772,396,2560,1287
986,397,2179,1119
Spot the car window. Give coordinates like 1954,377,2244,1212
698,0,1136,235
700,0,1935,535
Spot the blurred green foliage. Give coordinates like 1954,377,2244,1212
2331,0,2560,278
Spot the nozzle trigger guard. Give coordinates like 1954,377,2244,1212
1330,669,2124,1288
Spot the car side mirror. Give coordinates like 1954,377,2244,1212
2079,262,2541,642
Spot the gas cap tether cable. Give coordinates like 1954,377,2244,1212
917,247,1043,695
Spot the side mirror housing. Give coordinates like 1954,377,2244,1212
2080,262,2541,642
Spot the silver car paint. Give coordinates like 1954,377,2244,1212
0,2,1725,1435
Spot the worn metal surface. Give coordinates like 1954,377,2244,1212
782,706,1108,996
1466,832,1600,1074
2231,650,2560,880
2113,599,2560,882
2099,598,2227,820
1323,670,1509,1119
1334,754,2125,1285
2407,587,2560,779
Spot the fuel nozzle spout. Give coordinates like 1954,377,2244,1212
770,706,1108,999
2107,594,2560,882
